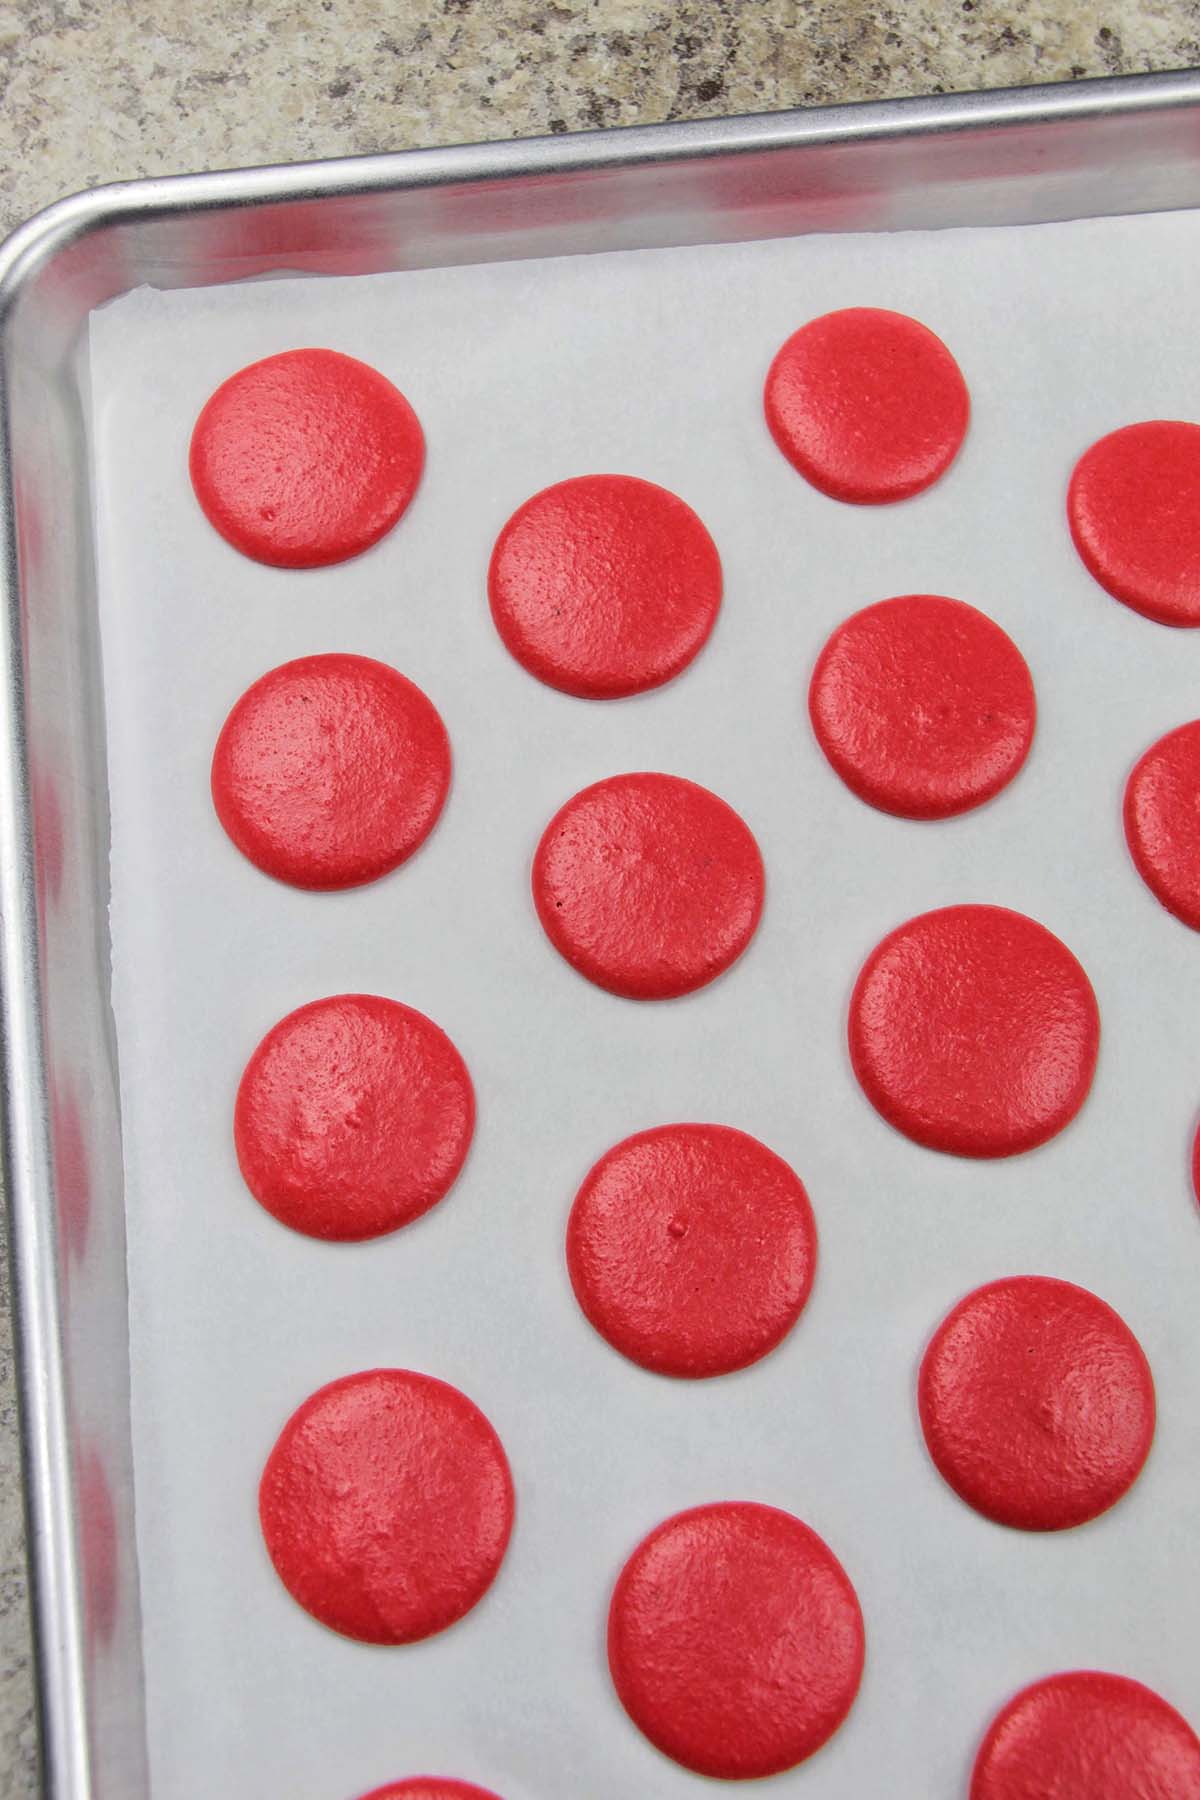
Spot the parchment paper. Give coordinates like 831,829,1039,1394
89,209,1200,1800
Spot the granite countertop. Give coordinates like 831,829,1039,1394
1,1,1198,1792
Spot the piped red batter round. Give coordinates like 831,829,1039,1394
567,1123,816,1377
849,904,1099,1157
358,1782,503,1800
608,1501,864,1779
189,348,424,567
259,1369,513,1645
212,653,451,890
235,994,474,1241
971,1671,1200,1799
919,1276,1155,1531
809,594,1036,818
1124,720,1200,930
488,475,722,698
532,772,764,1000
1067,421,1200,626
764,307,969,504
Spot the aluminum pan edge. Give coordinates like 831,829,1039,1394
3,69,1200,338
0,307,91,1797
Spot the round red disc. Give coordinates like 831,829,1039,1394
567,1123,816,1377
972,1671,1200,1799
189,348,424,567
919,1276,1155,1531
532,773,764,1000
809,594,1036,819
211,653,451,891
1124,720,1200,930
608,1501,864,1779
235,994,475,1242
259,1369,513,1645
358,1783,502,1800
1067,421,1200,626
764,307,969,504
488,475,722,699
849,904,1099,1157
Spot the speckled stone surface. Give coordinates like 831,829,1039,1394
1,1,1199,1793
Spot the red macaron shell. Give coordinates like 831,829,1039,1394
259,1369,513,1645
1067,421,1200,626
608,1501,864,1779
764,306,969,504
919,1276,1155,1531
235,994,475,1242
190,347,424,567
488,474,722,698
532,772,764,1000
211,653,451,891
809,594,1035,819
1124,719,1200,930
849,905,1099,1157
971,1671,1200,1800
357,1783,503,1800
567,1123,816,1377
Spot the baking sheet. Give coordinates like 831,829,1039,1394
89,209,1200,1800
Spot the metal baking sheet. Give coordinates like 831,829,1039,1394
88,206,1200,1800
5,69,1200,1798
